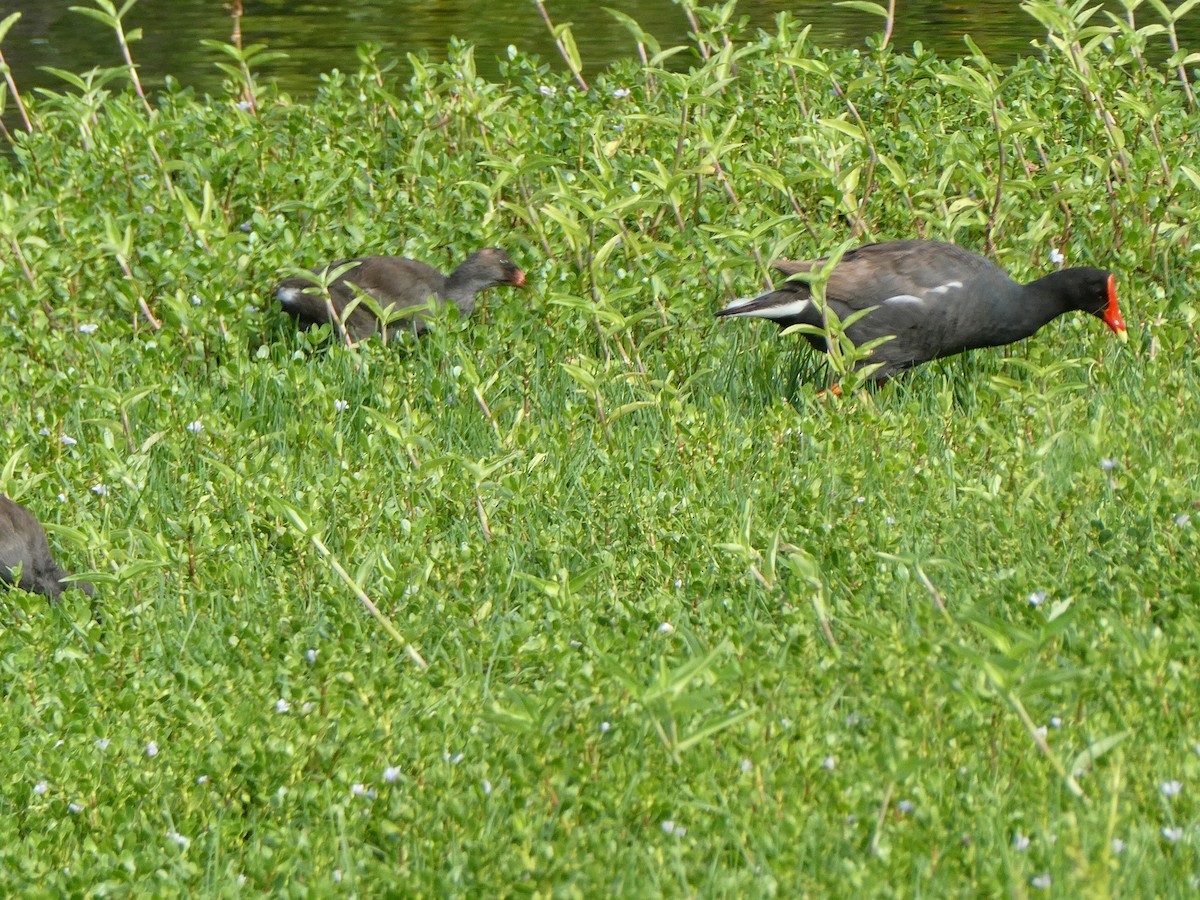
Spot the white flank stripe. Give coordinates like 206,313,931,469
882,293,925,306
722,296,813,321
927,280,963,295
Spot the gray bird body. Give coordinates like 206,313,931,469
275,247,526,340
716,240,1127,383
0,495,92,600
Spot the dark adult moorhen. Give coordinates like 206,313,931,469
275,247,526,341
715,240,1127,383
0,495,93,601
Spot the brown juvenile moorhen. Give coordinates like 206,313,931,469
0,495,93,601
275,247,526,341
715,240,1127,383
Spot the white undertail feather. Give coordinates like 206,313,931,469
276,286,307,307
721,294,814,321
719,294,763,313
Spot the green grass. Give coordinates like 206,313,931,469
1,1,1199,895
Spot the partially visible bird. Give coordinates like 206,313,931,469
0,495,93,601
275,247,526,341
715,240,1127,383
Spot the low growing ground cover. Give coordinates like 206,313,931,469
1,1,1198,894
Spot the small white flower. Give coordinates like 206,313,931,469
444,751,464,765
1049,716,1063,729
822,756,836,771
779,718,793,729
1175,514,1191,527
236,874,247,885
1100,457,1117,472
657,622,674,634
191,294,202,306
301,702,314,714
167,830,190,848
1049,248,1065,265
78,323,98,334
305,649,318,664
612,87,631,98
673,579,683,588
631,181,640,193
334,399,349,412
897,799,914,814
600,721,611,733
1028,591,1047,607
68,802,84,814
91,484,108,496
1031,874,1052,889
275,699,290,714
740,759,753,773
1111,837,1126,854
196,775,209,785
39,428,50,436
237,99,253,111
333,869,342,883
1162,826,1183,843
61,435,77,446
854,496,865,504
660,820,686,836
351,783,368,797
94,738,110,750
1013,833,1031,851
146,741,158,758
53,740,64,749
1161,780,1183,798
1035,725,1048,739
186,421,203,434
482,779,492,795
33,781,49,796
884,516,896,525
538,84,556,97
383,766,401,783
57,493,66,502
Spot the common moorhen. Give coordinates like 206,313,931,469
275,247,526,341
0,495,93,600
715,240,1127,383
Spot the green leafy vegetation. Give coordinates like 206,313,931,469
1,0,1198,893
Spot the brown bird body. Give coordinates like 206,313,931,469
275,247,526,341
0,495,92,601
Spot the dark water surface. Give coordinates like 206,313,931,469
2,0,1197,98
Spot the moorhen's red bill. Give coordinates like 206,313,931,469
715,240,1127,383
0,495,93,601
275,247,526,341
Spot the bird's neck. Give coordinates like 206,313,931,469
444,267,487,313
1020,270,1082,326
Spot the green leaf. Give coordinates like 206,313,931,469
834,1,890,17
